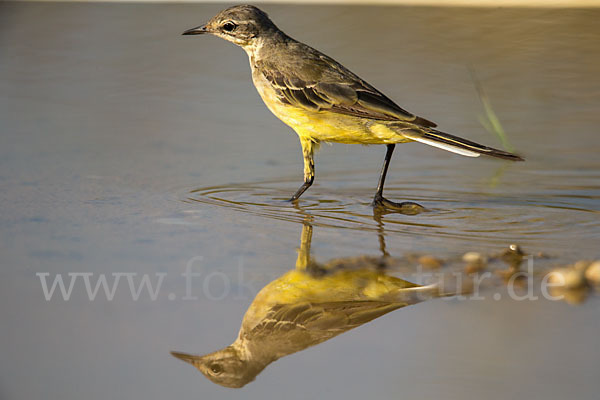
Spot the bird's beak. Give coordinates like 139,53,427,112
182,24,208,35
171,351,201,366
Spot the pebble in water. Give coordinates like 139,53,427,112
463,251,487,274
500,244,525,269
547,267,587,290
584,261,600,287
418,255,444,270
495,244,526,281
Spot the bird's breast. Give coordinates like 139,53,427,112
251,69,306,125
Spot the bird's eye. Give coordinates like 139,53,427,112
209,363,223,375
222,22,237,32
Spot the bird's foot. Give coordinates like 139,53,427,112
371,195,426,215
287,180,313,203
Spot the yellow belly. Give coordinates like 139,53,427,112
275,104,412,145
252,71,412,145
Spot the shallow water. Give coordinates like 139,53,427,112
1,2,599,400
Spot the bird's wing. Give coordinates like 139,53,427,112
252,300,404,336
242,301,404,361
258,48,437,127
302,301,405,330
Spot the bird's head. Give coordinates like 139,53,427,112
182,5,279,49
171,346,266,389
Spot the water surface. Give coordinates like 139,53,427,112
1,3,599,400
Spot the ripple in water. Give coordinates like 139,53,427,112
180,173,600,257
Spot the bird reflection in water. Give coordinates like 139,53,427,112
171,217,445,388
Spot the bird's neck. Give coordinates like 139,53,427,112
232,335,278,365
242,30,289,65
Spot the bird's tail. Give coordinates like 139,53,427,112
387,283,444,304
389,280,473,304
402,128,524,161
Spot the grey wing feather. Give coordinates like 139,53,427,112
252,301,404,335
258,46,437,127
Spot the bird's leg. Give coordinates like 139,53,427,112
289,138,315,202
372,144,425,214
295,221,313,271
373,144,395,202
372,208,391,259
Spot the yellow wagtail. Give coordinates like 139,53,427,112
171,221,442,388
183,5,524,209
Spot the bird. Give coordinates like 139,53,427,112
171,221,443,388
182,5,524,210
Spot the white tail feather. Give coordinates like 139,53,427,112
409,136,481,157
